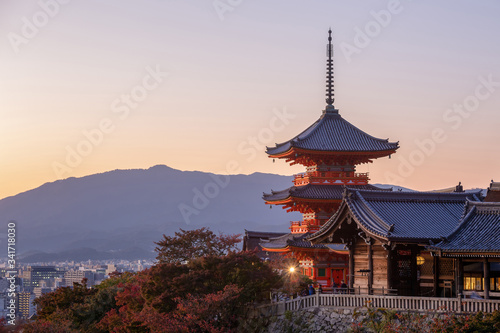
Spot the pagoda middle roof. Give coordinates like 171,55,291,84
266,112,399,156
263,184,387,202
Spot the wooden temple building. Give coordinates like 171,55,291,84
308,185,500,299
242,230,287,260
259,30,399,289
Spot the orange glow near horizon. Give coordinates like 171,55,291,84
1,1,499,199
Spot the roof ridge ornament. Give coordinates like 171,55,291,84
324,28,338,115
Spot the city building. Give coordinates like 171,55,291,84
17,292,36,319
105,264,117,276
23,266,64,290
64,270,95,287
33,287,52,299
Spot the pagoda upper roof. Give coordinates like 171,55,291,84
263,184,388,202
266,111,399,157
428,201,500,256
308,188,483,243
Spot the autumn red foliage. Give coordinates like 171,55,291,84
20,228,280,332
98,251,281,332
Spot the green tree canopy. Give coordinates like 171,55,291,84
154,227,241,263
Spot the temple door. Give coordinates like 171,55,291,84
331,269,344,285
393,248,413,296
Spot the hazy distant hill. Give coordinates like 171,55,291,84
0,165,301,261
4,165,465,263
372,184,415,192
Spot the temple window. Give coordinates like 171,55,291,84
464,274,483,291
491,277,500,291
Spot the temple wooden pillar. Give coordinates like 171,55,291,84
368,241,373,294
410,246,418,296
433,256,439,297
387,248,394,291
348,244,354,289
457,258,464,297
484,258,490,299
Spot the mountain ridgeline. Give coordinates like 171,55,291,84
0,165,301,262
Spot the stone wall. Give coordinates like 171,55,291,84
242,307,362,333
241,305,470,333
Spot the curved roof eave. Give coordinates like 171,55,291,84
345,195,389,240
266,113,399,156
307,200,348,243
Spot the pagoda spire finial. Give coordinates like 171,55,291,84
324,28,338,115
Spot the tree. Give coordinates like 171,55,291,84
98,251,283,332
34,279,94,322
24,229,278,332
21,319,77,333
25,273,135,333
154,227,241,263
141,284,243,333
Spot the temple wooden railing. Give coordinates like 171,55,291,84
252,294,500,317
329,286,398,295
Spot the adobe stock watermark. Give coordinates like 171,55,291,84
340,0,411,64
6,221,17,326
52,65,168,178
178,107,296,224
213,0,243,21
7,0,71,54
384,74,499,184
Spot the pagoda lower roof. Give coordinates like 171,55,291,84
263,184,387,202
266,111,399,156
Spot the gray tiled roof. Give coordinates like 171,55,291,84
325,244,348,252
260,232,330,250
242,230,288,258
310,189,482,242
263,184,386,202
429,201,500,253
244,230,287,239
266,112,399,155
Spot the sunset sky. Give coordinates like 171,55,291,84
1,0,500,199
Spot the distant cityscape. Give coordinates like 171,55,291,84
0,259,154,320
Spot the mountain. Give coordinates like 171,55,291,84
17,247,156,263
0,165,301,261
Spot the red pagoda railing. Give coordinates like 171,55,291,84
293,171,369,186
290,220,321,233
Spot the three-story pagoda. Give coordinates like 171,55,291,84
260,30,399,288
